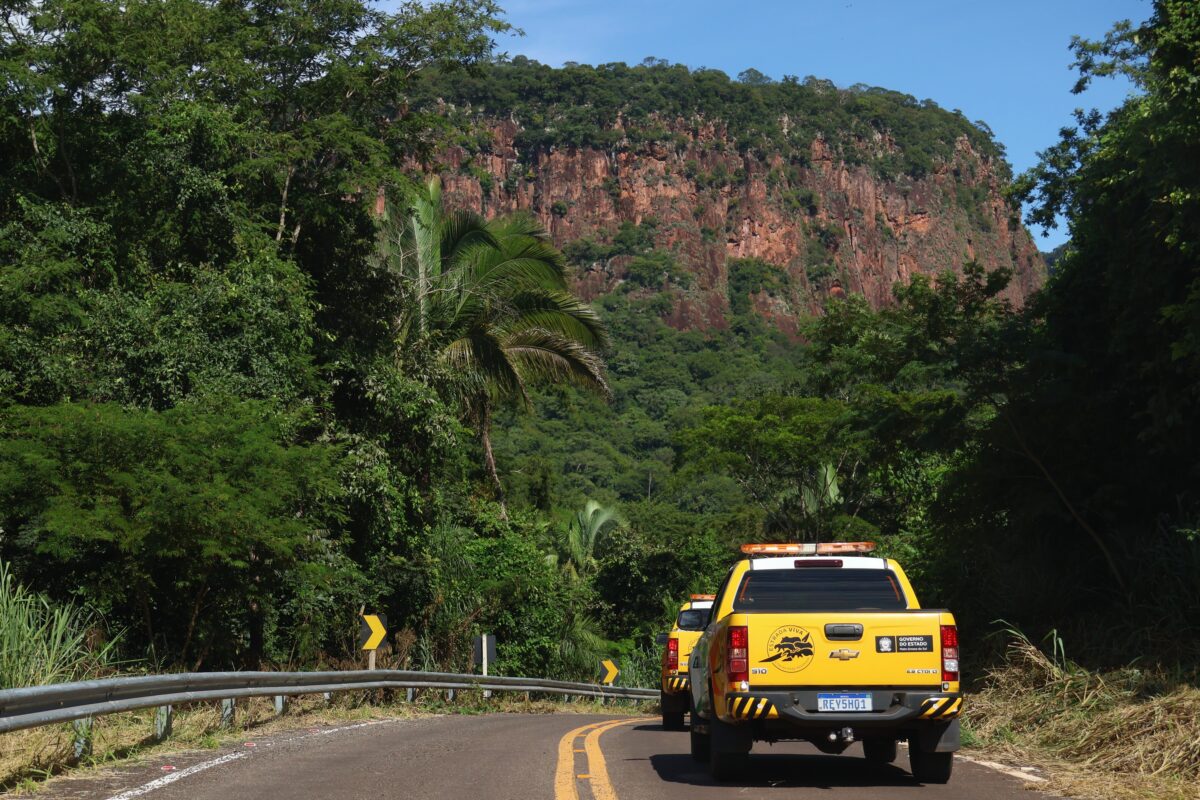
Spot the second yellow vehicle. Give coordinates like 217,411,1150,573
657,593,714,730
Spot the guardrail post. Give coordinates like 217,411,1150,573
446,689,455,703
323,692,332,703
72,717,93,760
153,705,172,741
406,688,414,703
221,698,235,728
273,695,287,715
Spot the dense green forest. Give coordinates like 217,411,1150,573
0,0,1196,685
411,54,1010,181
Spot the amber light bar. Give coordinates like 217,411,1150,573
689,594,716,601
740,542,876,555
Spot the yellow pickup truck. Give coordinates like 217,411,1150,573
687,543,961,784
657,594,714,730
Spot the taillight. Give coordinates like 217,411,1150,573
940,625,959,682
666,637,679,672
728,626,749,684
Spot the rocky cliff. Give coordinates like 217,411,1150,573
421,66,1045,333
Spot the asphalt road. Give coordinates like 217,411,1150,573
32,713,1050,800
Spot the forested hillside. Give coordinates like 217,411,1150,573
0,0,1196,691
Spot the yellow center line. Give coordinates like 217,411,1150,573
582,718,641,800
553,717,647,800
554,720,607,800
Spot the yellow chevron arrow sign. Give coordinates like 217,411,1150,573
598,658,619,685
359,613,387,651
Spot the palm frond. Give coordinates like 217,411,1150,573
557,610,608,677
441,209,500,267
471,251,570,293
443,327,527,405
496,290,610,350
486,211,553,242
502,328,611,400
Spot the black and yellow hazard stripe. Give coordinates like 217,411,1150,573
725,694,778,720
918,696,963,719
663,676,690,693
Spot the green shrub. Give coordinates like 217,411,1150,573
727,257,790,314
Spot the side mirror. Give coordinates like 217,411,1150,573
655,633,669,645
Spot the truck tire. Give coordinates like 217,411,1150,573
863,737,897,764
689,720,710,762
708,714,751,781
660,689,687,730
909,747,953,784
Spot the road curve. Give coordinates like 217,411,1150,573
31,713,1050,799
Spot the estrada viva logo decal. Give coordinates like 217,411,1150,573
760,626,814,672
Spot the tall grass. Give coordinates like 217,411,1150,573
967,628,1200,797
614,644,661,691
0,561,121,687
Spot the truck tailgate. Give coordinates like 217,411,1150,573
746,612,943,687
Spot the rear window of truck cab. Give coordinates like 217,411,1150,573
731,568,907,612
676,609,708,630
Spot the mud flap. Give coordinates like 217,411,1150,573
915,719,960,753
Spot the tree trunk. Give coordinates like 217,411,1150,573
1003,412,1126,591
247,599,264,670
479,403,507,520
246,549,265,669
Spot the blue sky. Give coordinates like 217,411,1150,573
492,0,1152,249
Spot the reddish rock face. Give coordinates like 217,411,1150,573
437,118,1045,332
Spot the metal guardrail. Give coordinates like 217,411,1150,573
0,670,657,735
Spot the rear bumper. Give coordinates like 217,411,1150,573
661,675,690,694
724,689,962,726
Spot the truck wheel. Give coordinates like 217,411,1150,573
863,738,897,764
660,690,687,730
708,715,750,781
689,720,710,762
909,747,953,784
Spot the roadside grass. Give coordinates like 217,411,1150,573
0,562,122,689
0,690,644,795
963,631,1200,800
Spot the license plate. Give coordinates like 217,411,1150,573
817,693,872,712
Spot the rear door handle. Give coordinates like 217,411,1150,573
824,623,864,640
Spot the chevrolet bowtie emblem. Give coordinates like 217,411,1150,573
829,648,860,661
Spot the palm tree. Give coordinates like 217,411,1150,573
551,500,624,578
555,608,609,679
374,178,610,515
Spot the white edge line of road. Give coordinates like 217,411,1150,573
313,719,391,736
899,741,1049,784
103,752,248,800
958,754,1049,784
102,719,400,800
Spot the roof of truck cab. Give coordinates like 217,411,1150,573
682,600,713,609
746,555,887,571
